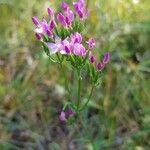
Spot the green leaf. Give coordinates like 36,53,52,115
72,20,85,33
42,43,50,56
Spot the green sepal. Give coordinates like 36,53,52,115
60,28,70,40
42,35,49,42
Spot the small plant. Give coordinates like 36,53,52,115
32,0,110,123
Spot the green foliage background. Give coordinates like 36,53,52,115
0,0,150,149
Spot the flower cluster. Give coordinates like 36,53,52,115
46,32,86,56
57,2,74,28
32,0,110,123
73,0,88,20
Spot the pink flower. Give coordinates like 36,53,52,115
33,18,55,39
59,111,66,122
73,0,88,20
61,2,69,11
59,109,75,123
57,2,74,28
73,43,86,56
60,38,72,54
57,32,86,57
70,32,82,44
57,10,74,28
57,13,67,27
65,10,74,26
47,36,62,54
86,38,95,49
58,32,86,56
34,19,48,34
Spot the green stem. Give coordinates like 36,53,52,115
60,63,71,100
77,69,81,111
80,85,94,111
56,53,61,62
56,54,71,100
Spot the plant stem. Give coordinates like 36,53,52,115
56,54,71,100
60,63,71,100
80,85,94,111
77,69,81,111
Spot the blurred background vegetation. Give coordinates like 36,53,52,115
0,0,150,149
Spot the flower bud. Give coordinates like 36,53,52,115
47,7,54,20
57,13,67,27
49,20,55,30
97,62,103,71
102,52,110,64
35,33,41,40
46,30,52,37
32,17,39,26
89,54,95,64
64,46,71,54
73,43,86,56
59,111,66,122
87,38,95,49
73,0,88,20
70,32,82,44
61,2,69,11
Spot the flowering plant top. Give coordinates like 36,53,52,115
32,0,110,123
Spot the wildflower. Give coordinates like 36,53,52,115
47,36,62,54
59,109,75,123
57,13,67,27
70,32,82,44
61,2,69,11
86,38,95,49
73,43,86,56
73,0,88,20
59,111,66,122
69,32,86,56
57,2,74,28
60,38,72,54
33,18,55,38
102,52,110,64
57,10,74,27
32,1,110,120
65,10,74,26
34,19,48,34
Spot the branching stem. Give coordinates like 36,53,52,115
80,85,95,111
